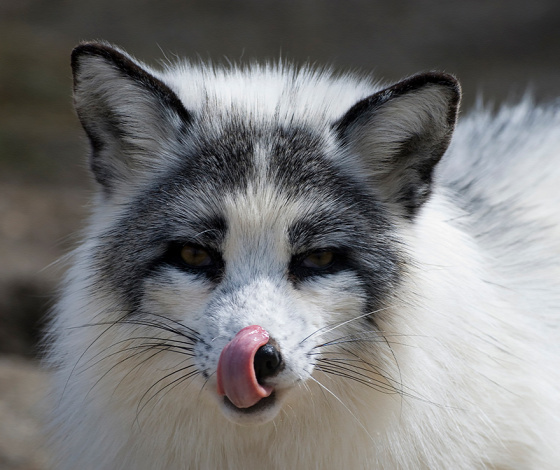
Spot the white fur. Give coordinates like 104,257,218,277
46,46,560,469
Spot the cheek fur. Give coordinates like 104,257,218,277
142,269,214,319
297,271,368,323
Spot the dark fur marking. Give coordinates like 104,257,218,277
90,125,256,306
91,120,403,320
160,242,225,283
268,125,403,311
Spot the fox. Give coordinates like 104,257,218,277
45,41,560,469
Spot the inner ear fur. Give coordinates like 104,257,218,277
71,42,191,193
334,72,461,219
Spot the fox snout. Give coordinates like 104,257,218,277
217,325,282,409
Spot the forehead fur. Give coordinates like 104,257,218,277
161,121,377,231
156,62,381,129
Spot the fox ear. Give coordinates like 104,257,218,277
334,73,461,218
71,42,191,194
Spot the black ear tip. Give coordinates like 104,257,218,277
72,42,101,74
431,72,461,102
398,72,462,104
72,40,118,56
418,71,460,86
72,42,106,61
71,42,125,75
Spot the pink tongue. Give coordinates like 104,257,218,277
217,325,273,409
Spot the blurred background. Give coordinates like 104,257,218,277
1,1,560,468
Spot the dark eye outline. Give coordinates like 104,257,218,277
289,248,349,280
164,241,224,281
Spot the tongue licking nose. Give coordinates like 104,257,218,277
217,325,278,409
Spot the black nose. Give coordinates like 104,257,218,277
254,343,282,384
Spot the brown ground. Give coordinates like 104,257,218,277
0,183,84,469
0,357,49,470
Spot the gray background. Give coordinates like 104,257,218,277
1,1,559,468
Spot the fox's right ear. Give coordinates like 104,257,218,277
71,42,191,194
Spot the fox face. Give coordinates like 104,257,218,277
66,43,459,428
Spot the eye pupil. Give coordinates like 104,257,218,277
180,245,212,267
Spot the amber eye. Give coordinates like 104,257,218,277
180,245,213,267
301,251,335,269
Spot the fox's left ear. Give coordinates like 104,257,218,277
334,73,461,219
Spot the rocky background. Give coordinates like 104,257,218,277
2,1,560,468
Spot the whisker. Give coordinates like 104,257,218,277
112,347,172,397
135,366,198,424
316,355,411,394
315,364,399,395
144,367,200,409
80,336,195,371
335,344,414,395
62,310,132,400
85,344,171,400
69,315,201,343
300,305,396,345
308,375,375,443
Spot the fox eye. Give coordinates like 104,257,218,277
180,244,213,267
289,248,348,282
301,251,335,269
